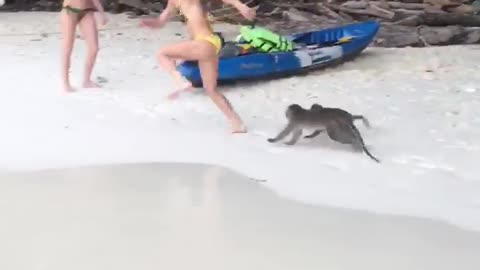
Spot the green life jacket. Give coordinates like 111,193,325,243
236,26,294,53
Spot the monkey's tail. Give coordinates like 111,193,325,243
353,115,371,128
350,124,380,163
362,145,381,163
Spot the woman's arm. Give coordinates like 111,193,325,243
91,0,105,13
221,0,256,20
157,0,177,23
221,0,243,8
140,0,176,28
91,0,108,25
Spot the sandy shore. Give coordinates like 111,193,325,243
1,12,480,233
1,163,480,270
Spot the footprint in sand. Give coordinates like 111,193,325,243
97,76,108,84
266,147,286,154
416,161,439,170
252,130,270,138
393,154,455,172
393,155,429,163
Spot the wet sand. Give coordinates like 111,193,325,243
0,163,479,270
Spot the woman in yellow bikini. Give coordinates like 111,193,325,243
60,0,108,92
140,0,256,134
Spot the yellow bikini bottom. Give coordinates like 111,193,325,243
195,34,222,55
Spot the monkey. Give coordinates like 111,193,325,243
311,103,370,127
305,103,370,139
267,103,380,163
267,104,318,146
304,103,370,139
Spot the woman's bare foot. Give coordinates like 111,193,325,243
83,80,101,89
230,120,247,134
63,82,75,92
166,79,193,100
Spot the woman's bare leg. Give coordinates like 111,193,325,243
155,39,217,98
78,12,100,88
156,44,195,96
164,59,190,99
198,58,246,133
60,11,78,92
155,39,246,132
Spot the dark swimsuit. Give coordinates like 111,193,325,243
62,5,96,21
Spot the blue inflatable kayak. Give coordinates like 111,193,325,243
177,21,380,87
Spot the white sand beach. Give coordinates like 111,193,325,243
1,163,480,270
1,11,480,241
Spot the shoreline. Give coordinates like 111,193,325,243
1,161,479,236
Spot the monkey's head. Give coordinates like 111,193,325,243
286,104,304,119
310,103,323,112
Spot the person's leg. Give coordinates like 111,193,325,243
156,41,196,94
156,37,246,132
156,38,219,97
198,57,246,133
60,9,78,92
163,34,223,99
78,12,100,88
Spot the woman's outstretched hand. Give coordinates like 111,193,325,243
238,4,256,21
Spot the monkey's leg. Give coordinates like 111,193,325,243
268,123,295,143
353,115,371,128
304,129,324,139
326,123,354,145
285,129,303,145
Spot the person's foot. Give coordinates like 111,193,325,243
230,120,247,134
83,80,101,89
165,80,193,100
63,83,74,93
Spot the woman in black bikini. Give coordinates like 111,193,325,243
60,0,108,92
